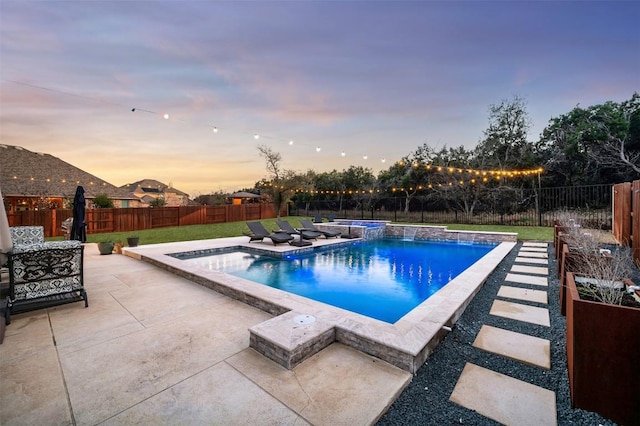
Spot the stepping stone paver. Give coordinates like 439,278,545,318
515,257,548,265
473,325,551,369
497,285,548,304
490,300,550,326
519,247,548,252
510,264,548,275
517,251,548,258
522,242,548,247
505,273,548,287
450,363,557,426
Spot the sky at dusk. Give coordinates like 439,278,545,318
1,1,638,196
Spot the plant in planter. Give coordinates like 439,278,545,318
126,236,139,247
114,241,124,254
97,241,115,255
564,228,640,425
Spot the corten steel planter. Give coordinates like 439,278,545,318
565,272,640,425
559,245,612,316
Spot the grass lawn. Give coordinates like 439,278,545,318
56,217,552,245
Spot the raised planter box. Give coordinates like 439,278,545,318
566,272,640,425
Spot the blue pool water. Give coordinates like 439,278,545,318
181,239,496,323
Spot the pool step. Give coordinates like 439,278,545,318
249,311,335,369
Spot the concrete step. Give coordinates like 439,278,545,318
517,251,548,259
473,325,550,369
514,257,548,265
519,247,548,252
522,242,548,247
497,285,548,304
505,273,548,287
450,363,557,426
489,300,550,327
510,264,548,276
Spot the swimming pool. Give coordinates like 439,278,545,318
179,239,496,323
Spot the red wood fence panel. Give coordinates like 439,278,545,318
632,180,640,264
612,182,632,246
6,204,281,237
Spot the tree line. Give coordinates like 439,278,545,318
198,93,639,216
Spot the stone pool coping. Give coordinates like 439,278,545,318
124,232,515,373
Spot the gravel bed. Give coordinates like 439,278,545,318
377,241,617,426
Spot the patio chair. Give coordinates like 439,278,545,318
5,226,87,325
300,219,342,238
245,222,294,245
313,214,323,223
276,220,322,241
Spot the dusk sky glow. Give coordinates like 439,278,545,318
1,1,638,196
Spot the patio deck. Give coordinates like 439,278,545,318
0,242,411,425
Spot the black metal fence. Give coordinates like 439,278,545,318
290,184,614,228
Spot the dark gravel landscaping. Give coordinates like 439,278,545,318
377,241,617,426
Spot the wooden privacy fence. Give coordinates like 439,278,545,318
6,204,279,238
612,179,640,263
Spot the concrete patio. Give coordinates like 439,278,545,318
0,243,412,425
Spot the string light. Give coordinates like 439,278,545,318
5,80,548,168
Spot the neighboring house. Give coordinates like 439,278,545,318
120,179,190,207
0,144,140,212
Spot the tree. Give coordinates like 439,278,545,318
149,197,167,207
584,93,640,175
257,145,306,218
475,95,536,169
194,190,229,206
429,146,485,216
92,193,114,208
378,144,436,213
539,93,640,186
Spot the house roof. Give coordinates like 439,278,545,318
0,144,138,200
121,179,189,197
229,191,260,198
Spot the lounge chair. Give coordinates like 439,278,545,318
246,222,294,245
276,220,322,241
300,219,342,238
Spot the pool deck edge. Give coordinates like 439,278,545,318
125,237,515,373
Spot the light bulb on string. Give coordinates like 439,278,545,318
381,158,386,163
254,134,260,140
363,155,368,160
289,140,294,146
163,113,170,120
341,152,346,157
213,127,218,133
316,147,321,152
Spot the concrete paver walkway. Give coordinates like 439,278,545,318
450,242,557,425
1,244,410,425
